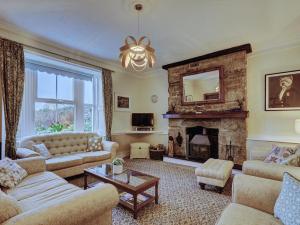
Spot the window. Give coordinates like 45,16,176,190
18,52,105,138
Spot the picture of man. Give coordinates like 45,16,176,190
267,71,300,110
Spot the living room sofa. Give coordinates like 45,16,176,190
1,157,119,225
243,148,300,181
19,132,119,178
216,174,283,225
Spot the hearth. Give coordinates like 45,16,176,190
186,126,219,161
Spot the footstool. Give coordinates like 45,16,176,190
195,158,234,193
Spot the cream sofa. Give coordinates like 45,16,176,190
19,132,119,178
243,148,300,181
1,157,119,225
216,174,283,225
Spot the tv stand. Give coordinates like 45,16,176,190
135,127,153,131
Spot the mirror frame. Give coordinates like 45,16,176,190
180,66,225,105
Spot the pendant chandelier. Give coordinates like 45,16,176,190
119,3,156,71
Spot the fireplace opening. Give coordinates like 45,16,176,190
186,126,219,161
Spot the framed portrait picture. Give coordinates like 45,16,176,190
114,93,131,111
265,70,300,111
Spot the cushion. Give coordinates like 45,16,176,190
87,136,102,152
280,153,300,167
264,146,296,164
216,203,283,225
243,160,300,181
0,190,22,223
32,143,52,159
0,158,28,188
274,173,300,225
46,155,83,171
16,148,40,158
75,151,111,163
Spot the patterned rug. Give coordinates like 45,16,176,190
69,159,232,225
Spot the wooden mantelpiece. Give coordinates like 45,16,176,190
162,111,249,119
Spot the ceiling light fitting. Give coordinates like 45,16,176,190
119,3,156,72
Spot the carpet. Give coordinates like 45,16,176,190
69,159,232,225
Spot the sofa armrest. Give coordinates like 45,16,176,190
102,141,119,159
15,157,46,175
3,183,119,225
232,174,282,215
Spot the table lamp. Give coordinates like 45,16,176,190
295,119,300,134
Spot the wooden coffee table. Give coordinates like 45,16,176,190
84,164,159,219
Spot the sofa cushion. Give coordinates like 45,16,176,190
216,203,283,225
46,155,83,171
19,182,83,212
274,173,300,225
32,143,52,159
75,151,111,163
0,158,28,188
264,146,296,164
243,160,300,181
7,172,68,201
0,190,22,223
16,148,40,158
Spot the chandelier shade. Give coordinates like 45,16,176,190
120,36,155,71
119,3,156,71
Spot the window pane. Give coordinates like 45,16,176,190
84,104,93,131
84,80,93,104
34,102,56,134
37,72,56,99
57,104,74,131
57,75,74,101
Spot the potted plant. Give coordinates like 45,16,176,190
112,158,125,174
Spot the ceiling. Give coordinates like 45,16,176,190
0,0,300,72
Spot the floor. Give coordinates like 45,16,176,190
69,159,232,225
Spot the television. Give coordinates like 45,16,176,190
131,113,154,127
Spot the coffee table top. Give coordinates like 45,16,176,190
84,164,159,192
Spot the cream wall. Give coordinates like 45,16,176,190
247,45,300,143
112,72,169,157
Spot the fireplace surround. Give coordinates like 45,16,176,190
163,45,251,165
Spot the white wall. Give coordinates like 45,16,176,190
247,45,300,143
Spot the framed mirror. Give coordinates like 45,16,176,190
180,66,224,105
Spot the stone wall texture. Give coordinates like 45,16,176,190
167,51,248,165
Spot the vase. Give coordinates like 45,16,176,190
113,164,123,174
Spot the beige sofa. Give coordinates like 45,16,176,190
1,157,119,225
243,147,300,181
19,132,119,178
216,174,283,225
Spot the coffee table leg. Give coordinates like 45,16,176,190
133,194,138,219
84,173,87,190
155,182,159,204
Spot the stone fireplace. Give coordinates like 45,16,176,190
163,45,251,165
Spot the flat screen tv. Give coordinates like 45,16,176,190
131,113,154,127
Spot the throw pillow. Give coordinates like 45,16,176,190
87,136,102,152
264,146,296,164
0,190,22,223
274,173,300,225
280,153,300,167
0,158,28,188
32,143,52,159
16,148,40,158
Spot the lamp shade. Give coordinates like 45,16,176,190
295,119,300,134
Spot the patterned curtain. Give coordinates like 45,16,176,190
0,38,25,159
102,68,113,141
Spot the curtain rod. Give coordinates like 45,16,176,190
23,44,115,73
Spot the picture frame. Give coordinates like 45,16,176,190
265,70,300,111
114,93,131,112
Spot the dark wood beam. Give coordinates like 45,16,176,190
162,43,252,70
